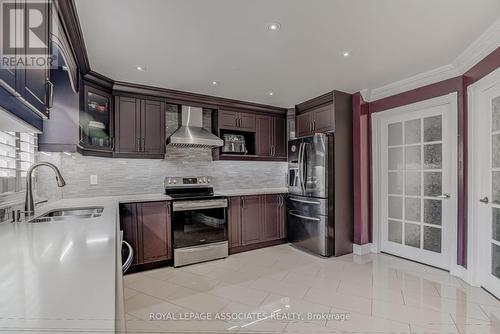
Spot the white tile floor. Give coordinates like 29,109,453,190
123,244,500,333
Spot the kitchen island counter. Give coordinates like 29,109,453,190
0,193,171,333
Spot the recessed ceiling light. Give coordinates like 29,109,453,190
343,51,350,58
268,92,274,96
267,22,281,31
212,81,218,85
136,65,146,71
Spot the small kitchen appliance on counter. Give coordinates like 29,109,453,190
221,134,247,154
164,176,228,267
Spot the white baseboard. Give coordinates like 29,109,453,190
450,265,479,287
353,243,374,255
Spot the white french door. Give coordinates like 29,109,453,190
474,78,500,297
376,95,457,270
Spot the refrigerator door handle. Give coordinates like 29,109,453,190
301,143,309,194
297,142,305,194
289,197,321,205
289,211,320,222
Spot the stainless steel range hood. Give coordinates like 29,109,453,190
167,106,223,148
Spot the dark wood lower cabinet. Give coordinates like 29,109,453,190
228,197,242,248
262,194,280,241
229,194,287,253
120,201,172,271
241,196,262,245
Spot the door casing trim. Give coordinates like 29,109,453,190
467,67,500,287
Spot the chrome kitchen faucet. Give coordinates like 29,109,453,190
24,162,66,219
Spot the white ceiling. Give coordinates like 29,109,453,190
74,0,500,107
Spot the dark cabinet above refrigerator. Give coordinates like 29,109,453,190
295,90,350,138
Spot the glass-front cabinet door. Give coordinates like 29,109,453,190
79,84,113,151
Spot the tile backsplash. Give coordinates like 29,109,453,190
36,150,287,200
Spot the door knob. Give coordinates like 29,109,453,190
480,197,489,204
437,194,451,199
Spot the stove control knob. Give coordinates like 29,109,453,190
173,180,177,184
167,178,172,184
202,177,207,183
198,179,202,183
207,178,211,183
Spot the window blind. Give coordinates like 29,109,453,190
0,131,37,195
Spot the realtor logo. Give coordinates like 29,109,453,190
1,0,54,68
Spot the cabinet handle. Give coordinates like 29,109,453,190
111,137,115,150
238,118,241,127
46,80,54,109
137,138,141,152
310,121,313,133
313,120,316,132
241,197,245,209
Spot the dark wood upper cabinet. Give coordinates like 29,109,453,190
312,104,335,133
0,65,17,93
115,96,140,153
219,110,240,130
120,201,172,271
256,115,273,157
219,110,255,132
274,117,287,158
256,115,287,158
17,0,52,117
0,0,52,128
296,112,313,137
79,84,114,152
141,100,166,154
295,91,350,137
114,95,166,158
239,113,256,131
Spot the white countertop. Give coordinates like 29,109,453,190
0,193,171,333
216,187,288,196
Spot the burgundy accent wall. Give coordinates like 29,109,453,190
354,46,500,267
353,93,371,244
464,47,500,84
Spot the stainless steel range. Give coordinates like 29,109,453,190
164,176,228,267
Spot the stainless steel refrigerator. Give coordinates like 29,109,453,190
287,133,353,257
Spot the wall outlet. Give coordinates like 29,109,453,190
90,175,98,185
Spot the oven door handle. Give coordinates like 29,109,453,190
173,199,228,211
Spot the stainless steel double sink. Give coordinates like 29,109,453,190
30,207,104,223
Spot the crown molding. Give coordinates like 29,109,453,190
368,18,500,102
359,88,370,102
453,17,500,74
369,64,461,102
